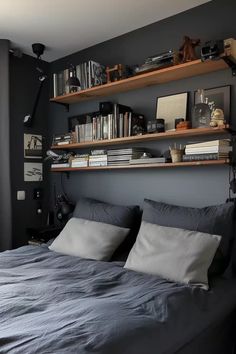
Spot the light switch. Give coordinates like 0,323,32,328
17,190,26,201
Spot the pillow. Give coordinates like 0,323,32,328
49,217,130,261
124,221,221,290
142,199,234,275
73,198,141,260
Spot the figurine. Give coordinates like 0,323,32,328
210,108,225,127
179,36,200,62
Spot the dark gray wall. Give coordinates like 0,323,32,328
0,39,12,251
49,0,236,209
10,54,50,248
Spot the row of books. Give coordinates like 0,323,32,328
74,111,145,143
53,60,106,97
183,139,231,162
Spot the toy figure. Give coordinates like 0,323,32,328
179,36,200,62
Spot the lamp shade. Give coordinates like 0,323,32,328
66,65,80,92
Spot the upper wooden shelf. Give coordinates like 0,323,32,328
51,126,230,150
50,58,228,105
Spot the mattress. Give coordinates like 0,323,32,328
1,244,236,354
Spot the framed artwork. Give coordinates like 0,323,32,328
194,85,230,124
24,163,43,182
156,92,188,131
24,134,42,159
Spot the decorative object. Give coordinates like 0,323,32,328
210,108,225,127
156,92,188,131
169,145,185,163
24,134,42,159
106,64,125,83
156,119,165,132
194,85,230,125
176,121,191,130
135,50,179,74
66,65,81,93
179,36,200,63
192,89,211,128
24,162,42,182
175,118,184,128
201,40,224,61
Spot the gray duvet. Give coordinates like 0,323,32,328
0,245,236,354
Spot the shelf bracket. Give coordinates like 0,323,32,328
50,101,69,112
222,56,236,77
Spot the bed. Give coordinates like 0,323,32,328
1,197,236,353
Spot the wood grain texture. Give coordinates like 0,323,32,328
51,159,229,172
51,127,230,150
50,59,228,104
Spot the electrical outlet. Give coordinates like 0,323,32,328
33,188,43,200
17,191,25,201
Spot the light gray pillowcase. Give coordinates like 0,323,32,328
49,217,130,261
124,221,221,290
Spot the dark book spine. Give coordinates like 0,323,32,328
182,153,219,161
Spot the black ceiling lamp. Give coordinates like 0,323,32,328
23,43,47,127
66,64,81,93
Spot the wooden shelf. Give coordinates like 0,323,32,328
51,127,230,150
51,159,229,172
50,58,228,105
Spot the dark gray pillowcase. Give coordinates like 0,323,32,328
142,199,235,275
73,198,141,260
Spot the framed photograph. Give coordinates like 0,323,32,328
24,134,42,159
24,162,43,182
194,85,230,124
156,92,188,131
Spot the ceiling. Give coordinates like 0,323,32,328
0,0,211,62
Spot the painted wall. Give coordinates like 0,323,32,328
10,54,50,248
49,0,236,209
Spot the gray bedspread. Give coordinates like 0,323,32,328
0,245,236,354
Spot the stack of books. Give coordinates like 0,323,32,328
51,160,70,169
89,150,107,167
129,157,166,165
71,154,89,168
183,139,232,162
53,133,74,146
107,148,145,166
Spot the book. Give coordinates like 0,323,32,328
107,148,145,156
185,139,230,149
89,160,108,167
89,155,108,161
90,149,107,156
129,157,166,164
71,161,88,167
185,146,232,155
182,153,229,162
51,163,70,168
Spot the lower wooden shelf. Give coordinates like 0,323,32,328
51,159,229,172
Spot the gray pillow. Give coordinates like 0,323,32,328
73,198,141,260
142,199,235,275
125,221,221,290
49,217,130,261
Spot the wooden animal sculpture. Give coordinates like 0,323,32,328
179,36,200,62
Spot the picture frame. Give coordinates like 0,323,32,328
24,134,42,159
24,162,43,182
194,85,230,124
156,92,188,131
